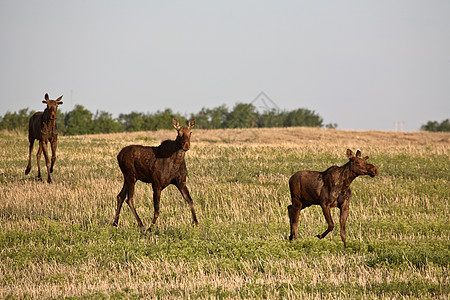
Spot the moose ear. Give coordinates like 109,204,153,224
56,95,63,103
346,149,353,158
356,150,362,157
188,119,195,128
44,93,49,100
172,118,180,130
42,100,47,104
364,156,369,160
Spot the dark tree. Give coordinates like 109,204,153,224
421,119,450,132
93,111,122,133
64,105,94,136
226,103,258,128
0,108,35,132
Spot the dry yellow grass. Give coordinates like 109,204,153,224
0,127,448,299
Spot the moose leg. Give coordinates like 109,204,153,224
125,180,144,229
148,187,161,232
339,201,350,248
41,141,52,183
50,139,57,173
176,183,198,226
25,140,34,175
36,142,43,180
317,204,335,239
113,182,128,226
288,202,302,240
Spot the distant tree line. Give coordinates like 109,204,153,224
0,103,329,135
420,119,450,132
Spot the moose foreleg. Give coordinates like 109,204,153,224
317,204,335,239
149,187,161,230
25,140,34,175
50,139,57,173
339,201,350,248
36,142,43,180
41,141,52,183
177,183,198,226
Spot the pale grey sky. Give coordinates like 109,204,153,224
1,0,449,131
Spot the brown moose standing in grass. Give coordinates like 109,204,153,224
113,118,198,231
288,149,378,247
25,93,63,183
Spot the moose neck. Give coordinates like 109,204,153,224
42,109,56,127
156,139,185,159
340,162,359,188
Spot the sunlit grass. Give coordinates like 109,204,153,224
0,128,449,298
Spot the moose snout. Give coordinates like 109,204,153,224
368,165,378,177
180,140,190,151
182,143,190,151
49,110,57,120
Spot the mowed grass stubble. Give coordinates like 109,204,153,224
0,127,448,298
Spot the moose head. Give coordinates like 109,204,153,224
347,149,378,178
42,93,63,120
173,118,195,151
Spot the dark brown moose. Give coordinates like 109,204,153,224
113,118,198,231
287,149,378,247
25,93,63,183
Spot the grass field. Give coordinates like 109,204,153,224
0,127,449,299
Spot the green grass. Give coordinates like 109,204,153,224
0,129,449,299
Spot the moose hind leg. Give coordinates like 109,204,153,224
288,203,302,240
113,183,127,227
125,180,144,229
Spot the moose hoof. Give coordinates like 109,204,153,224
25,167,31,175
316,234,322,239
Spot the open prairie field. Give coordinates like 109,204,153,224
1,127,449,299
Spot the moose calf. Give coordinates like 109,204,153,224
25,93,63,183
288,149,378,247
113,118,198,231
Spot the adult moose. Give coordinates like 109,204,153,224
25,93,63,183
287,149,378,247
113,118,198,231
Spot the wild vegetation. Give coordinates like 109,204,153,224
0,126,448,298
0,103,324,135
421,119,450,132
